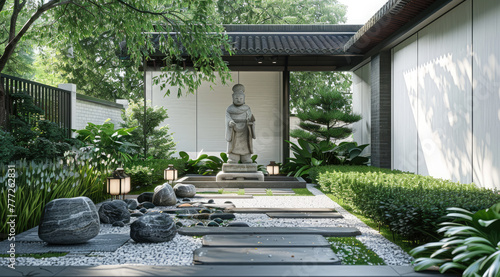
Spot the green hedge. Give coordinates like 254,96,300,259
124,159,185,183
311,166,500,243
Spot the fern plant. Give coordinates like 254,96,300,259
410,202,500,277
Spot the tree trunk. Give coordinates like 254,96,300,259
0,82,9,130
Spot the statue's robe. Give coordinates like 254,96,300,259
225,104,255,155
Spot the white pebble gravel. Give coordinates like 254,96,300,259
0,184,413,266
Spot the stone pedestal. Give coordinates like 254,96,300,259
216,163,264,182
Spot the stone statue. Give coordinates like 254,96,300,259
225,84,256,164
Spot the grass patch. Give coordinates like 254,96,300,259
130,180,165,194
0,252,68,259
291,188,314,196
328,237,385,265
324,192,416,253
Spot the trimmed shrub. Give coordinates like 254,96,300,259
127,165,154,187
124,159,185,182
312,166,500,243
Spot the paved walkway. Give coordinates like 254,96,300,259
1,265,455,276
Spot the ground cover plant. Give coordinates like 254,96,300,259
328,237,385,265
310,166,500,245
0,152,112,237
410,203,500,277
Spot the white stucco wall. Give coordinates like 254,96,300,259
472,0,500,189
352,63,371,157
389,0,500,189
145,71,283,165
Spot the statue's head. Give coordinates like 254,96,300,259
232,84,245,106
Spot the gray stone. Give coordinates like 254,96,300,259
224,208,336,213
216,171,265,182
124,199,138,210
152,184,177,206
38,197,100,245
141,202,155,209
139,208,148,213
179,227,361,237
222,163,258,172
137,192,153,203
202,234,330,248
266,212,343,218
225,84,256,164
210,213,236,220
173,183,196,198
130,214,177,243
131,212,144,218
112,221,125,227
193,247,340,265
98,200,131,224
227,222,250,227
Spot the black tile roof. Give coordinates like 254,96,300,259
226,24,361,55
228,34,353,55
149,25,362,57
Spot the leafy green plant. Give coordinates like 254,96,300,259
121,100,176,160
282,139,369,179
410,203,500,277
75,119,137,164
126,165,154,188
0,152,112,236
1,92,77,162
179,151,266,175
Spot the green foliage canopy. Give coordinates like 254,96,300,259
0,0,233,127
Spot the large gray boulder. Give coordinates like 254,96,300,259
130,213,177,243
152,184,177,206
38,197,99,245
98,200,130,224
137,192,153,203
173,183,196,198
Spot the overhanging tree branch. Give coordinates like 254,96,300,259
0,0,72,72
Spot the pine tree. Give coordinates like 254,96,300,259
290,85,361,144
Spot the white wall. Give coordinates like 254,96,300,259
352,63,371,157
392,34,418,173
145,71,283,165
472,0,500,189
73,96,125,131
388,0,500,189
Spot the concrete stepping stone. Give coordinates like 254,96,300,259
178,227,361,237
202,234,330,247
194,194,253,199
266,212,343,218
225,208,336,213
193,247,340,265
222,188,240,192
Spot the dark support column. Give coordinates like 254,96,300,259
282,70,290,163
370,52,392,169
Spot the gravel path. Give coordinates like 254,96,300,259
0,184,413,266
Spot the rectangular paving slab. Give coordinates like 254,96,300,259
193,247,340,265
0,234,130,254
225,208,336,213
202,234,330,247
0,226,130,254
178,227,361,237
266,212,343,218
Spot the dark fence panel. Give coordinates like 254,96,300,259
1,74,72,138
